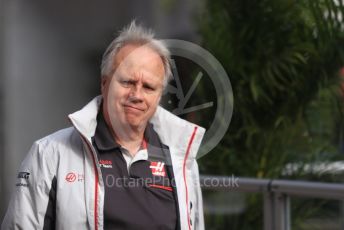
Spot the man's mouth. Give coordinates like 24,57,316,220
123,104,145,112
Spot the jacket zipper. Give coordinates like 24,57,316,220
182,126,198,230
81,135,100,230
69,116,100,230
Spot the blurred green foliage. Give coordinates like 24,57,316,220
197,0,344,229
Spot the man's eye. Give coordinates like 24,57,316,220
144,85,156,92
121,80,132,87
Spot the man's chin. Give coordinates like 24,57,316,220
125,118,146,131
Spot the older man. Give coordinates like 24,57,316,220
1,22,205,230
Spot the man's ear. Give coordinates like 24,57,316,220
101,76,108,95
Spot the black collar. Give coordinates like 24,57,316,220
93,109,169,165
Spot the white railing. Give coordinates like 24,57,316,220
200,175,344,230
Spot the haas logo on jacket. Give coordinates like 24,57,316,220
65,172,85,183
149,161,166,177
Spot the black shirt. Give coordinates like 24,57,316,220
92,111,179,230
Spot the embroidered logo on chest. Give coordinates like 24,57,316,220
99,159,113,168
149,161,166,177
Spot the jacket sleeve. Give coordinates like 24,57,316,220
1,140,57,230
192,160,205,230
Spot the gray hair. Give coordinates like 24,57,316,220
101,21,172,88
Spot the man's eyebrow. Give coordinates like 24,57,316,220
144,79,161,87
118,74,136,81
143,82,155,88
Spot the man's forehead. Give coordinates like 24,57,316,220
114,44,161,66
113,44,165,79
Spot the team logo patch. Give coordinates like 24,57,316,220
99,159,113,168
149,161,166,177
17,172,30,180
65,172,76,182
65,172,84,183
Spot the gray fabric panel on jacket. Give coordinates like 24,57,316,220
43,176,57,230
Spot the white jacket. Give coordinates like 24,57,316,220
1,96,205,230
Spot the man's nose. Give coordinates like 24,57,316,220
128,85,144,102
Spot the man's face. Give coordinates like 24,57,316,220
102,44,165,133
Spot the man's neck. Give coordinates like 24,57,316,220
113,130,144,157
102,106,146,156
